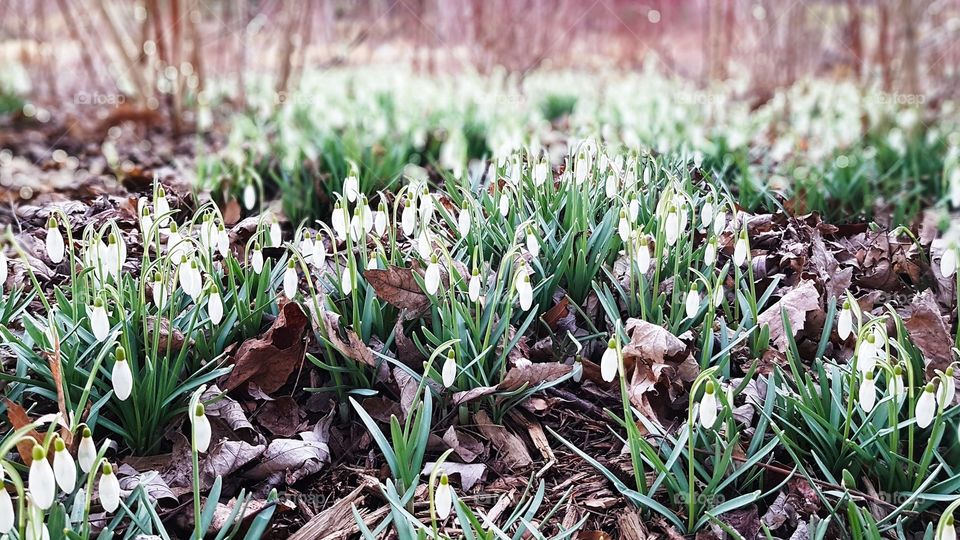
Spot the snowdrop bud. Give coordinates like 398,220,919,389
283,259,298,299
628,195,640,221
99,462,120,513
601,338,619,382
916,383,938,428
217,223,229,258
605,174,617,199
46,217,64,264
665,209,679,246
0,469,13,533
311,234,326,268
374,203,388,236
298,232,314,256
499,192,509,217
419,188,434,224
526,228,540,257
193,403,212,452
517,273,533,311
713,210,727,235
112,346,132,401
642,165,650,185
939,513,956,540
572,356,583,383
166,222,183,259
52,437,76,493
575,153,589,185
78,426,96,473
269,220,282,248
941,244,957,278
155,186,170,227
208,285,223,325
859,370,877,413
940,366,956,405
699,381,718,429
435,473,453,520
733,230,748,267
344,175,359,202
685,284,700,319
341,266,353,295
618,210,631,242
838,300,853,340
243,183,256,210
332,201,347,240
401,198,416,237
701,200,714,228
88,298,109,341
29,445,56,510
442,350,457,388
533,161,548,186
140,206,153,238
713,284,724,307
425,255,441,295
458,202,471,237
704,238,717,266
251,243,264,274
635,236,650,273
890,365,906,399
468,269,481,302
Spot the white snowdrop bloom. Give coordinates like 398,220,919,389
635,236,651,273
509,161,521,186
442,350,457,388
939,366,956,405
713,284,724,307
344,175,360,202
112,346,133,401
859,371,877,413
600,339,619,382
77,426,96,473
312,234,327,268
419,188,435,224
857,333,878,374
699,381,719,429
349,213,363,242
208,286,223,325
181,258,203,300
642,165,651,185
374,204,388,236
52,437,76,493
367,256,378,270
425,255,441,295
341,266,353,295
701,200,714,228
468,270,481,302
417,231,432,260
628,195,640,221
217,223,230,258
498,192,510,217
140,205,154,238
0,251,8,292
916,383,938,428
249,243,265,274
574,153,590,184
29,445,56,510
243,183,257,210
360,197,374,234
401,198,416,237
166,223,185,260
200,215,216,253
457,203,471,237
88,298,110,341
572,357,583,383
941,244,957,278
704,238,717,266
526,228,540,257
0,469,13,533
685,285,700,319
838,300,853,340
665,209,680,246
107,233,125,277
46,217,64,264
193,403,212,452
332,202,348,241
939,513,956,540
155,186,170,227
99,462,120,513
618,210,631,242
283,259,298,299
889,365,906,399
733,231,748,267
298,232,314,256
516,271,534,311
269,220,282,248
533,161,548,186
713,210,727,235
678,202,689,235
435,473,453,519
605,174,618,199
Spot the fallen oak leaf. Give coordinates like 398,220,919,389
2,398,44,464
364,266,430,319
421,462,487,490
223,302,308,394
757,280,821,352
319,309,375,367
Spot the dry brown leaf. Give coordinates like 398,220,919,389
364,266,430,318
320,309,375,367
904,290,954,375
224,302,308,394
421,462,487,490
758,280,821,352
622,318,686,364
3,398,43,464
474,410,532,469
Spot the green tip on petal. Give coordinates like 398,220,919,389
115,346,126,362
32,445,45,461
439,473,449,485
93,297,104,308
82,426,92,438
195,403,205,416
925,382,936,393
54,437,66,452
48,217,58,228
705,380,715,394
607,338,617,349
287,258,296,268
102,462,113,475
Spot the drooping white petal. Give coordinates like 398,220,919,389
341,267,353,295
685,289,700,318
425,261,441,295
374,211,387,236
517,276,533,311
112,358,133,401
713,210,727,235
243,183,256,210
665,212,679,246
704,242,716,266
941,247,957,278
916,386,938,428
99,464,120,513
468,274,481,302
78,431,96,473
208,292,223,325
838,306,853,340
699,390,718,429
733,237,748,267
442,354,457,388
600,342,619,382
701,201,714,228
89,303,110,342
53,443,77,493
251,249,264,274
435,476,452,519
635,241,650,273
618,216,631,242
283,264,298,299
269,221,282,248
938,515,956,540
344,176,360,202
312,238,326,268
193,407,212,453
0,477,13,533
29,447,56,510
498,193,509,217
46,224,64,264
401,203,416,237
332,205,347,240
458,209,471,237
526,232,540,257
859,375,877,413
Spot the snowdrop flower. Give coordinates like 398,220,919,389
916,383,938,428
699,380,719,429
601,338,619,382
99,462,120,513
939,513,956,540
374,203,388,236
112,346,132,401
341,266,353,295
533,160,548,186
155,185,170,227
416,230,432,260
713,284,724,307
628,195,640,221
425,255,441,295
642,165,651,185
685,284,700,319
713,209,727,235
283,259,298,299
312,234,326,268
468,269,481,302
498,191,510,217
574,152,590,185
938,365,956,405
605,174,618,199
664,207,680,246
516,272,534,311
88,297,110,341
298,231,314,255
733,229,748,267
435,472,453,520
859,370,877,413
107,233,125,276
401,198,416,237
701,199,714,228
52,436,76,493
457,202,471,237
838,299,853,340
77,426,96,473
442,350,457,388
419,188,434,224
200,214,217,253
890,365,906,399
269,219,282,248
207,284,223,325
526,228,540,257
193,402,212,452
25,509,49,540
0,469,13,533
634,235,650,273
618,210,631,242
29,444,56,510
140,205,154,238
46,217,64,264
344,175,360,202
941,243,957,278
332,201,348,241
251,243,264,274
704,237,717,266
360,196,374,235
166,222,185,260
572,356,583,383
0,250,7,292
217,223,229,258
243,183,256,210
857,332,879,373
180,257,203,300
